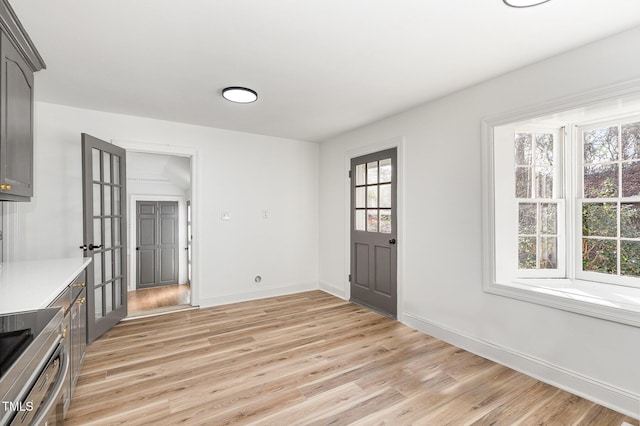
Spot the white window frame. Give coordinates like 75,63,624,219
482,81,640,328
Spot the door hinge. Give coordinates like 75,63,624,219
348,274,352,282
348,170,352,178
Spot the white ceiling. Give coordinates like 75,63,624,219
12,0,640,142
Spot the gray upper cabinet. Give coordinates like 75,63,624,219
0,0,45,201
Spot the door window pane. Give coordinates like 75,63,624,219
355,210,365,231
366,186,378,208
104,250,112,281
114,218,121,246
93,184,101,216
379,184,391,208
95,287,103,319
104,218,112,249
379,159,392,183
355,187,365,208
92,149,101,181
114,248,121,277
355,164,366,186
367,210,378,232
93,219,101,247
115,279,122,307
104,186,111,216
113,156,120,184
94,252,102,284
105,282,113,314
367,162,378,184
380,209,392,234
103,153,111,183
113,187,121,216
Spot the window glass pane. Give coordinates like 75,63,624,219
621,162,640,197
621,203,640,238
93,184,101,216
518,203,536,235
103,153,111,183
584,164,618,198
104,250,112,281
367,186,378,208
515,167,532,198
94,252,102,285
367,162,378,184
582,238,617,274
514,133,532,165
95,287,103,319
93,219,101,247
356,187,365,208
584,126,618,164
105,282,113,313
379,159,392,183
518,237,537,269
539,237,557,269
104,186,111,216
540,203,557,235
379,209,392,234
92,149,101,181
104,218,111,249
355,164,366,186
379,184,391,208
113,187,121,216
114,217,121,246
355,210,365,231
535,133,554,166
113,156,120,184
367,209,378,232
582,203,617,238
621,240,640,277
535,167,554,198
622,121,640,160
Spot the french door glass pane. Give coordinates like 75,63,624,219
93,184,101,215
104,219,111,249
103,153,111,183
114,248,121,276
367,186,377,208
104,186,111,216
379,184,391,208
94,252,102,284
93,219,101,246
379,159,392,183
355,164,366,186
92,149,101,181
355,210,365,231
113,186,121,214
380,210,392,234
356,187,365,208
105,282,113,313
95,287,103,319
114,218,121,246
113,156,120,184
367,210,378,232
367,162,378,184
104,250,112,281
116,279,122,307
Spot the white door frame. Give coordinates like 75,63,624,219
113,139,200,307
344,136,405,320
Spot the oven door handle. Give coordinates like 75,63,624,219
30,345,69,426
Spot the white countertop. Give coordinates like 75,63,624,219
0,257,92,314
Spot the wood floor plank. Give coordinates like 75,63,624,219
65,290,638,425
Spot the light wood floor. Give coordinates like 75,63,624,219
66,291,638,425
127,283,191,317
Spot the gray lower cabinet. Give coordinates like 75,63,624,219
48,269,87,416
0,0,46,201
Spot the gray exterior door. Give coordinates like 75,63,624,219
350,148,397,318
81,133,128,343
136,201,179,288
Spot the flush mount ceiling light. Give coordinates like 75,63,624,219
222,86,258,103
503,0,551,7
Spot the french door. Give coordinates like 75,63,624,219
350,148,397,318
81,133,128,343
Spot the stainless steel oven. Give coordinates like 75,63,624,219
0,308,68,426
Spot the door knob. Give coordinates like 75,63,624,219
389,239,396,245
89,243,103,250
79,245,87,251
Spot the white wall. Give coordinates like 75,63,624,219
16,102,319,306
319,27,640,417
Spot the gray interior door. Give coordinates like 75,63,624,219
81,133,127,343
350,148,397,318
136,201,179,288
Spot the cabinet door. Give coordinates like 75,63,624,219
70,288,87,392
0,31,34,199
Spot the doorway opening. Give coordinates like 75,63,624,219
125,151,193,318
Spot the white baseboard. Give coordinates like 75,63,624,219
402,312,640,420
319,281,346,299
198,281,319,308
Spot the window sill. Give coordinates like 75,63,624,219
485,279,640,327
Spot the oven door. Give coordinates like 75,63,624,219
10,342,69,426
